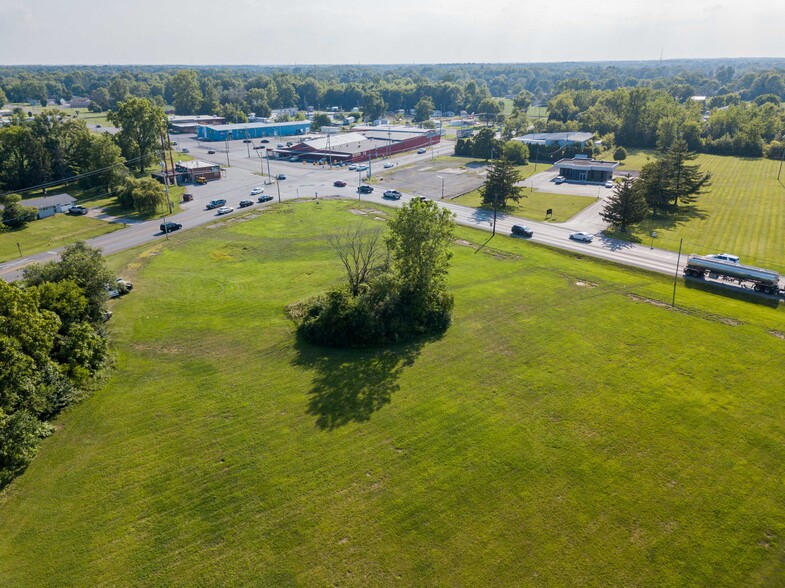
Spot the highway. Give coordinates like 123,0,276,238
0,134,736,286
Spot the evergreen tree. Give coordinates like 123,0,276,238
481,157,524,208
664,139,712,207
600,177,648,231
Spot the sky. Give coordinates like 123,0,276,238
1,0,785,65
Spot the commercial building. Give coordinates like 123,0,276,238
168,115,226,134
272,126,440,164
553,156,618,183
513,132,594,148
196,121,311,142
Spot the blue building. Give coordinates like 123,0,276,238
196,121,311,141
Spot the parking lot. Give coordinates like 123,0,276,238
527,169,616,198
381,157,488,199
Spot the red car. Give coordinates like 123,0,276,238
333,180,347,187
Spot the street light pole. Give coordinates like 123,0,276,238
437,175,444,199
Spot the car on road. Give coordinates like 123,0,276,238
206,199,227,210
709,253,740,263
216,206,234,215
207,149,216,154
356,164,368,171
511,225,534,237
554,175,566,184
277,173,286,180
68,205,88,215
95,124,102,128
416,196,430,202
171,141,178,146
605,180,615,188
239,200,254,208
260,139,270,143
250,186,264,195
160,221,182,234
383,190,402,200
258,195,273,203
253,145,266,149
333,180,347,187
569,232,594,242
358,185,374,194
182,148,190,153
243,139,252,143
417,148,427,154
348,164,358,171
383,162,395,168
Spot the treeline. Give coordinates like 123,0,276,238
0,242,113,488
542,85,785,158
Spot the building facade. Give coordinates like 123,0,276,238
196,121,311,142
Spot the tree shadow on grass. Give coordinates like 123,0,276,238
292,337,428,430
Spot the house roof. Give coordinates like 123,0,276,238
21,193,76,209
554,157,619,171
514,132,594,145
176,160,221,170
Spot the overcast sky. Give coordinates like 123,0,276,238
1,0,784,65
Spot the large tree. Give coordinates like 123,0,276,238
663,139,712,207
170,70,203,115
600,177,648,231
413,96,434,123
108,97,166,173
327,225,387,296
0,193,38,229
481,157,524,235
471,127,502,160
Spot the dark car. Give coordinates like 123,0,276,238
160,221,182,234
511,224,533,238
68,205,88,215
239,199,254,208
207,149,216,154
333,180,347,187
206,199,227,210
253,145,266,149
358,185,374,194
258,195,273,203
417,148,427,154
243,139,252,143
277,173,286,180
260,139,270,143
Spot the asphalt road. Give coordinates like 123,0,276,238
0,135,776,292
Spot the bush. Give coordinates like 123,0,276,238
613,146,628,161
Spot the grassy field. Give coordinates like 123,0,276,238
0,214,122,262
597,148,658,171
608,155,785,271
452,188,596,223
1,200,785,586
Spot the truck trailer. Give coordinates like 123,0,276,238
683,255,781,295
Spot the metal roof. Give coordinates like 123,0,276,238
201,121,310,132
514,132,594,144
555,157,619,170
20,193,76,208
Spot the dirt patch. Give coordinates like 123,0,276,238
768,330,785,340
575,280,598,288
455,239,475,248
628,294,744,326
349,208,385,218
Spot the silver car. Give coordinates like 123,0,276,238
569,232,594,242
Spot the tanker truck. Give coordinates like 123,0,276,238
683,255,782,295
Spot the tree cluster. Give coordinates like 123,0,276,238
1,242,113,487
291,201,455,347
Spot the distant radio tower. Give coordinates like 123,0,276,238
659,45,664,66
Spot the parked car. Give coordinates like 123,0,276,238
356,164,368,171
260,139,270,143
417,148,427,154
348,164,358,171
196,177,207,184
115,278,133,293
277,173,286,180
333,180,347,187
383,190,402,200
383,162,395,168
207,149,216,154
182,148,190,153
95,124,102,128
511,225,534,237
358,185,374,194
206,199,227,210
68,205,88,215
605,179,614,188
216,206,234,215
250,186,264,195
258,195,273,203
554,175,566,184
253,145,265,149
239,200,254,208
160,221,182,234
569,232,594,242
289,156,299,162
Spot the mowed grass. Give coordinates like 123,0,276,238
2,201,785,586
0,214,122,262
453,187,596,223
615,155,785,271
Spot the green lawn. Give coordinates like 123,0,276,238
611,154,785,271
0,214,122,263
453,187,596,223
597,148,658,171
1,200,784,586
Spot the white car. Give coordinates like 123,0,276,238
348,164,358,171
709,253,740,264
250,186,264,195
383,162,395,168
605,180,614,188
569,232,594,242
356,164,368,171
554,175,566,184
216,206,234,215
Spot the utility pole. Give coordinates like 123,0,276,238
266,151,272,179
672,238,683,307
437,175,444,199
159,133,173,213
276,176,282,204
225,132,231,167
